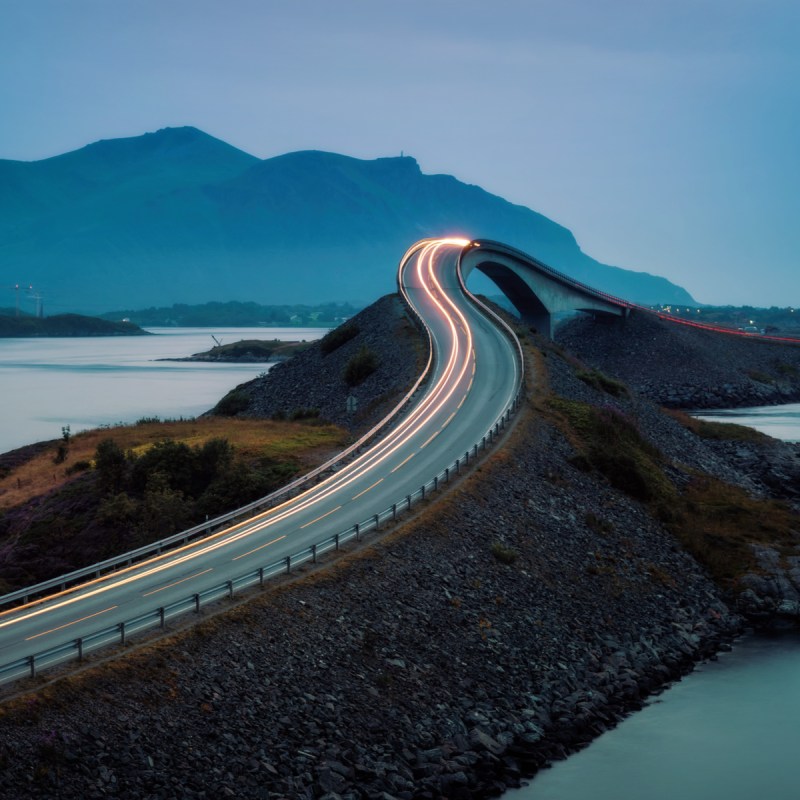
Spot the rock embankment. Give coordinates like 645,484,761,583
555,311,800,627
0,321,752,799
212,294,425,432
556,311,800,409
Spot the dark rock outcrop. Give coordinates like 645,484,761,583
213,294,425,432
556,310,800,409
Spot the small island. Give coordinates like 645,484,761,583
0,313,148,337
160,338,315,363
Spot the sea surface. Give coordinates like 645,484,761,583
694,402,800,442
505,406,800,800
0,327,326,454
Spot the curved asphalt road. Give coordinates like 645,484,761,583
0,238,522,675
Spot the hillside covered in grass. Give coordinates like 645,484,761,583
0,417,346,591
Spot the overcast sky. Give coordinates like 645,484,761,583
2,0,798,305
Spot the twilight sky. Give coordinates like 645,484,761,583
2,0,798,306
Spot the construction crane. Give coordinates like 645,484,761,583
3,284,32,317
27,287,44,318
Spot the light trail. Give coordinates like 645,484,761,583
142,569,213,597
25,606,118,641
0,237,490,654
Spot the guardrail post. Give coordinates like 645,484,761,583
445,467,450,483
392,503,397,521
285,555,291,573
77,637,83,662
355,523,361,542
456,458,461,475
473,444,478,458
195,592,201,612
406,494,412,510
227,580,234,599
334,533,340,552
159,607,165,628
312,543,317,564
120,621,126,646
434,475,439,492
28,655,35,678
373,513,380,531
421,484,426,500
481,436,486,450
258,567,265,587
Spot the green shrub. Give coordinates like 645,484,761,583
344,345,378,387
491,541,518,564
575,369,628,397
746,369,774,384
550,397,673,504
585,511,614,535
320,323,359,355
65,460,91,475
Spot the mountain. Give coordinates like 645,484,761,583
0,127,694,312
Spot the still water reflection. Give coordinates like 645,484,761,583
505,635,800,800
506,405,800,800
0,327,325,453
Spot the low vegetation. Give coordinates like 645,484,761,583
575,368,628,398
548,396,673,504
344,345,378,387
320,322,360,355
490,541,518,565
664,408,768,443
549,392,799,589
667,475,798,584
0,418,347,590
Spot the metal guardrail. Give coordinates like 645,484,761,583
0,307,436,611
0,391,524,687
0,239,526,687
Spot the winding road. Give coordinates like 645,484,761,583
0,238,524,684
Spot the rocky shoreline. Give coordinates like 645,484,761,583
556,310,800,409
0,301,798,798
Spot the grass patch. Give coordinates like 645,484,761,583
585,511,614,536
320,323,360,355
0,418,346,512
549,396,798,589
666,475,798,587
774,361,799,378
746,369,775,384
491,541,518,564
548,396,674,503
575,368,628,397
212,389,250,417
344,345,378,387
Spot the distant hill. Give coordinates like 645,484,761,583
0,127,695,311
99,300,357,327
0,313,147,337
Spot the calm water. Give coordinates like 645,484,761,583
506,406,800,800
506,635,800,800
0,327,325,453
694,402,800,442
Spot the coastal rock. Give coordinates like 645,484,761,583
4,299,800,798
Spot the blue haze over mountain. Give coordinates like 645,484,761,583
0,127,694,312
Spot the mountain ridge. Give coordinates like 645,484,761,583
0,127,695,312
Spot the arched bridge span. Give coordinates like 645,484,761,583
459,239,632,338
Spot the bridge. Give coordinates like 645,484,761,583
6,235,781,687
460,239,631,339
